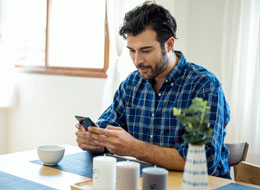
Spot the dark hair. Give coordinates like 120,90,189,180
119,1,177,48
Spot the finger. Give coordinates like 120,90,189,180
78,142,102,151
106,125,123,130
87,136,108,148
87,130,107,141
76,129,92,141
75,129,88,138
78,123,86,132
76,131,101,147
88,126,118,136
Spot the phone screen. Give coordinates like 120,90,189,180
75,116,96,130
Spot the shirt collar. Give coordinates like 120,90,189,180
166,51,186,83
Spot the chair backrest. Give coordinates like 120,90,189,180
226,142,249,180
235,161,260,185
226,142,249,166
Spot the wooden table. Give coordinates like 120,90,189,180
0,145,259,190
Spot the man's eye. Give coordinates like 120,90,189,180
142,50,151,53
129,49,135,53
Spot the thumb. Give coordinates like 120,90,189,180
78,123,86,132
106,125,122,131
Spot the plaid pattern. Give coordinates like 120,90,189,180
97,51,231,178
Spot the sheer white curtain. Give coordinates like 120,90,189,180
0,41,16,108
0,0,16,108
221,0,260,164
0,0,16,154
101,0,144,111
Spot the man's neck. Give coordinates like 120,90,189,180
153,52,179,92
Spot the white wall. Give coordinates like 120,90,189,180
185,0,225,79
7,73,106,152
157,0,224,80
168,0,190,55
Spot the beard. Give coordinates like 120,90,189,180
137,49,169,80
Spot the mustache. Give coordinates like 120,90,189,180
136,64,152,70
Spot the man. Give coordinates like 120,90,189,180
76,2,230,178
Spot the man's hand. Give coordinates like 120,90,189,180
77,124,185,170
87,126,137,156
75,123,104,154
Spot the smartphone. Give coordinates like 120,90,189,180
75,115,96,131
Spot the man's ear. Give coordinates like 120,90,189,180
166,37,175,52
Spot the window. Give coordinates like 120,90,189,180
4,0,109,78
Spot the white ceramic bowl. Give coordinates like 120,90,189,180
37,145,65,165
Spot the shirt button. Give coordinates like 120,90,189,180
152,113,154,117
150,135,153,139
171,83,174,86
158,93,162,96
165,80,168,83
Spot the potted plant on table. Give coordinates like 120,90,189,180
173,97,213,190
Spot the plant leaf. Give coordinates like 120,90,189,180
173,97,213,145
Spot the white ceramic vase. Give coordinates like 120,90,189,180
181,144,209,190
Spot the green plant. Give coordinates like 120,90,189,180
173,97,213,145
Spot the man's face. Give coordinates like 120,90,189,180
127,29,169,80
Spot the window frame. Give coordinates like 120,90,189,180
15,0,109,78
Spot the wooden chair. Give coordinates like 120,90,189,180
226,142,249,180
235,161,260,185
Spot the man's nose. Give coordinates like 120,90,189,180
134,52,144,65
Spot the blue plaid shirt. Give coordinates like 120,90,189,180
97,51,231,178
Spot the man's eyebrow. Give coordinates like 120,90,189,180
127,46,153,50
140,46,153,50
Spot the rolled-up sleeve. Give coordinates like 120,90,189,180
197,80,230,177
175,78,230,178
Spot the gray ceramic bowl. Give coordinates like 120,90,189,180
37,145,65,165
